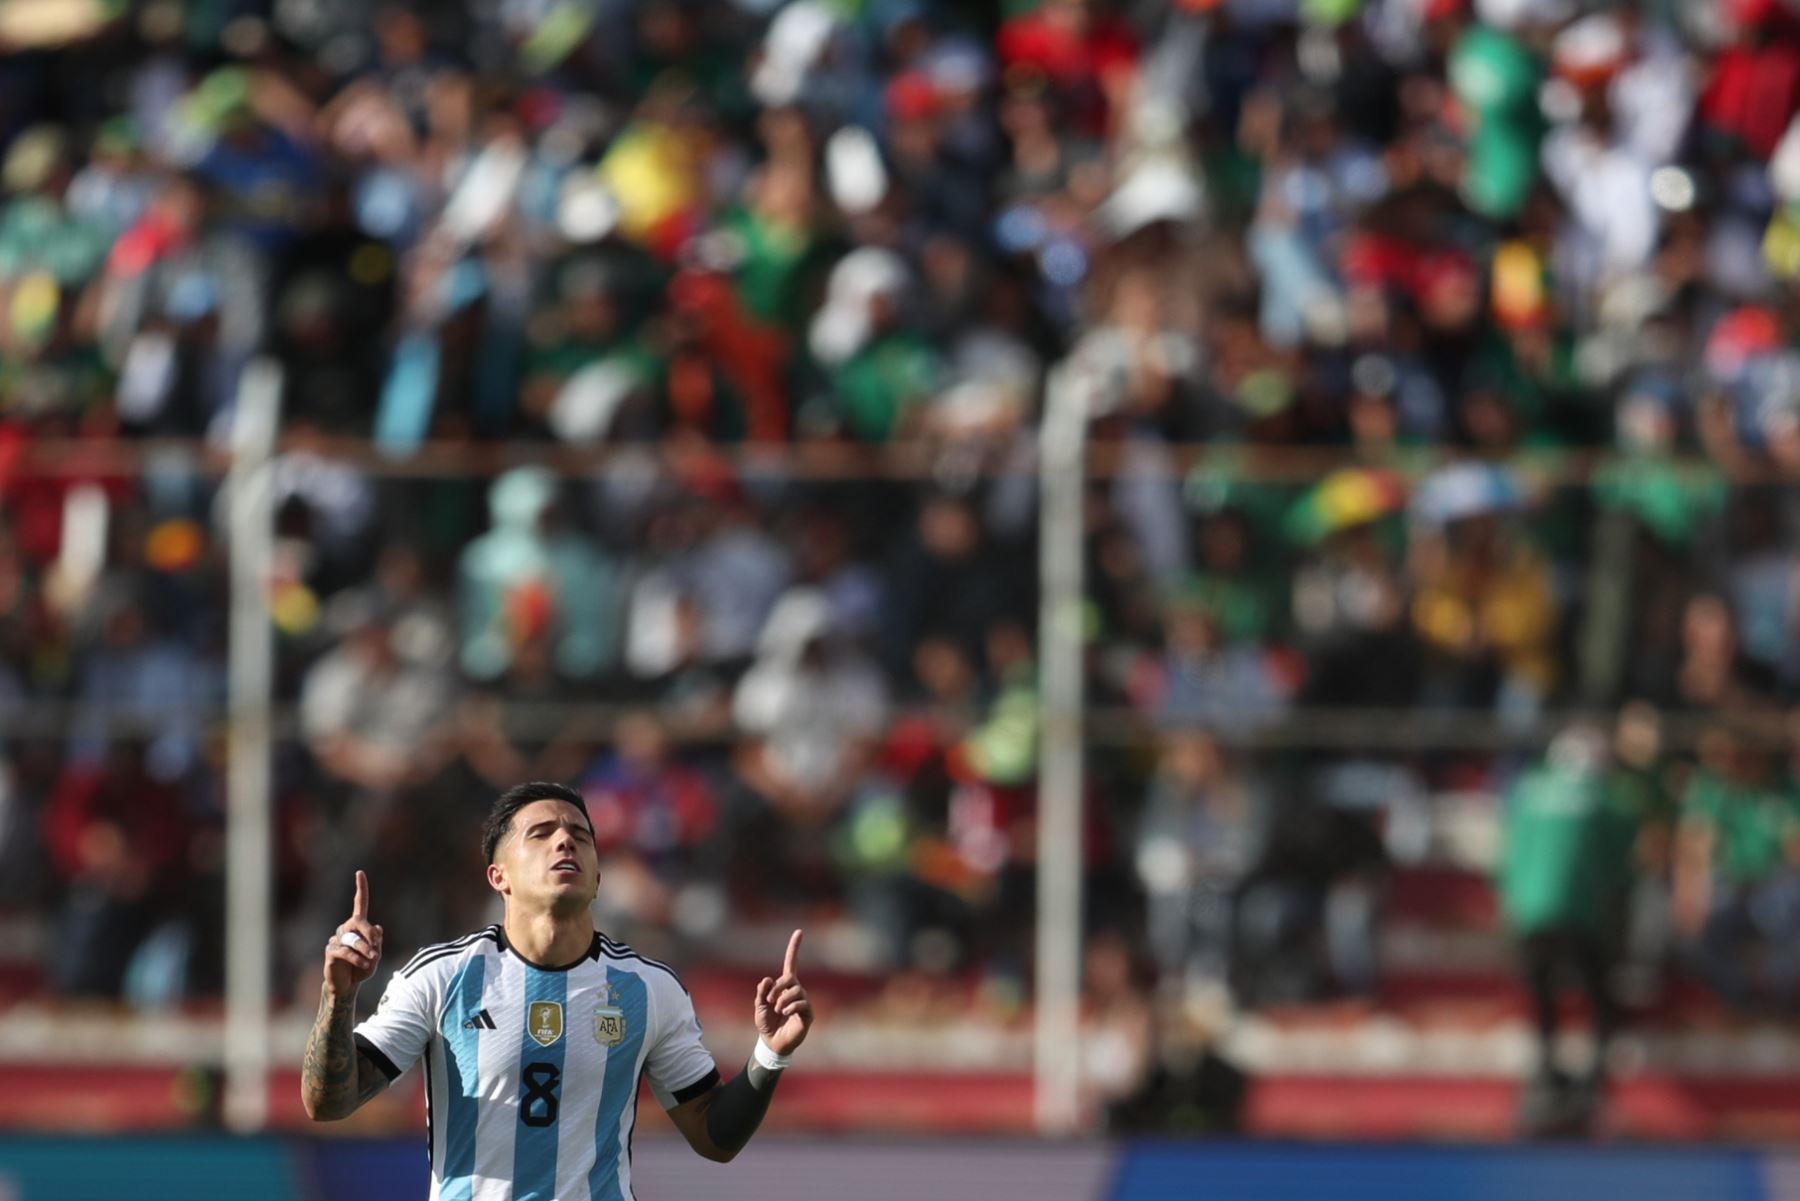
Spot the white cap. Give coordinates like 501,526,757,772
808,247,910,364
752,1,840,108
1096,159,1205,241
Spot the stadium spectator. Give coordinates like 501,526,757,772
1134,732,1270,993
1231,789,1389,1007
1499,722,1667,1133
1079,930,1156,1113
1675,724,1800,1014
733,587,889,826
43,739,191,999
1132,596,1288,735
577,712,721,933
68,578,215,782
1289,496,1419,712
300,599,454,800
676,485,794,666
1408,479,1559,722
883,492,1027,687
455,631,590,796
1629,593,1781,715
291,593,460,972
458,466,623,683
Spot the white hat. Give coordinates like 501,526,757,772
1096,159,1205,241
809,247,910,364
825,125,888,215
1771,115,1800,203
758,587,834,657
752,1,840,108
549,358,640,444
1551,12,1628,78
557,174,620,243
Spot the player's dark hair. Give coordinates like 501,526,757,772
482,781,592,863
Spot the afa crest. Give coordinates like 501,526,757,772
528,1001,564,1047
594,1005,628,1047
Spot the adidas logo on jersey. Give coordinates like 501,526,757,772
461,1008,497,1030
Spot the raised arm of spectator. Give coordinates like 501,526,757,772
1672,815,1715,938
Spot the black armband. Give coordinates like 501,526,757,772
355,1034,401,1082
703,1058,783,1155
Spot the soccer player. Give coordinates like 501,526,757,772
301,781,813,1199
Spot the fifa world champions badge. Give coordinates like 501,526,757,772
592,980,627,1047
528,1001,565,1047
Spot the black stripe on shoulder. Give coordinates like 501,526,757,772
355,1033,401,1082
398,927,492,975
598,934,680,979
599,935,689,995
669,1066,720,1105
401,927,499,979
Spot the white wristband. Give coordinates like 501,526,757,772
752,1037,793,1072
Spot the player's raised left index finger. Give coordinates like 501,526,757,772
352,870,370,921
782,929,804,978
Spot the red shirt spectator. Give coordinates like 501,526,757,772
997,0,1139,136
43,745,189,898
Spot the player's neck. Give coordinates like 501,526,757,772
502,906,596,970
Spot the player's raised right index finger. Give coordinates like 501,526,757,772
353,869,370,920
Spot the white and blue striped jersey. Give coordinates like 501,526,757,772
355,926,720,1201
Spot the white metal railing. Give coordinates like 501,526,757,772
1034,364,1087,1133
223,359,282,1133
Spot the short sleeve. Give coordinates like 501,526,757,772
644,976,719,1110
353,964,441,1082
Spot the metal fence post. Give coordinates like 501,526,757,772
1035,364,1087,1134
223,359,282,1132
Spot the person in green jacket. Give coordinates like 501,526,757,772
1499,716,1667,1121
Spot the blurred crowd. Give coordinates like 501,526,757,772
8,0,1800,1126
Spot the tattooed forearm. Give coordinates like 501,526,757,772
301,987,380,1119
